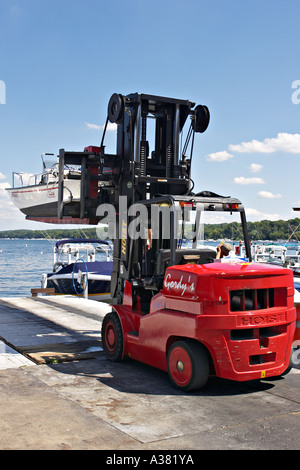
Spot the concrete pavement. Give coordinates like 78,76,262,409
0,295,299,451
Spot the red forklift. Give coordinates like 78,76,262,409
31,92,297,390
101,191,296,390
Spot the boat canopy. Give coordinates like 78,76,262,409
55,238,109,248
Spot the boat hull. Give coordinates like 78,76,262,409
6,180,80,217
45,260,113,302
46,275,111,301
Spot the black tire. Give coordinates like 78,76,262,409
167,340,209,391
101,311,124,362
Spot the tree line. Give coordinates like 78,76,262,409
1,218,300,241
204,218,300,241
0,227,105,240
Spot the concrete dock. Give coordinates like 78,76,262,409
0,295,299,451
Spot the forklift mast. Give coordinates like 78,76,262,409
101,93,210,302
56,93,210,303
55,93,250,304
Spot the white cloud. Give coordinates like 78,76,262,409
85,122,101,130
206,132,300,167
245,208,282,221
203,212,241,224
258,190,283,199
229,132,300,154
247,163,263,173
85,122,117,131
233,176,265,185
206,150,234,162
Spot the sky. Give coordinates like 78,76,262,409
0,0,300,232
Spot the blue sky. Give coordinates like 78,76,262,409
0,0,300,231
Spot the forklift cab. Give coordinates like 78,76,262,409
124,193,251,313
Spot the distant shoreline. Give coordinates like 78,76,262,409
1,217,300,241
0,228,102,240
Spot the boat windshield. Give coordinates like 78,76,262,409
41,153,59,170
286,246,299,256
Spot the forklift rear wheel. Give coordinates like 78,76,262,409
167,340,209,391
102,311,123,362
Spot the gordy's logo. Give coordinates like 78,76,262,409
164,273,195,297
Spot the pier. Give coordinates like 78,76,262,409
0,295,299,450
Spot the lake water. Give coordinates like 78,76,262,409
0,238,295,298
0,238,114,297
0,239,55,297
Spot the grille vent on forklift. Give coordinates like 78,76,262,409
230,324,287,341
230,288,287,312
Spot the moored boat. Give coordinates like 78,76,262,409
284,244,300,272
253,244,287,265
42,238,112,301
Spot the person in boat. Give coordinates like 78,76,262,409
216,242,233,259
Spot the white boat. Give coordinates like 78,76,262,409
5,153,81,218
42,238,113,301
252,244,287,265
284,244,300,272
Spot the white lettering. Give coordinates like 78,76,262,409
0,80,6,104
164,273,195,296
95,196,205,242
96,203,116,239
106,454,140,467
128,203,148,240
292,341,300,365
149,454,194,464
291,80,300,105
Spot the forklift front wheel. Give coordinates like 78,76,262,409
102,311,124,362
167,340,209,392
